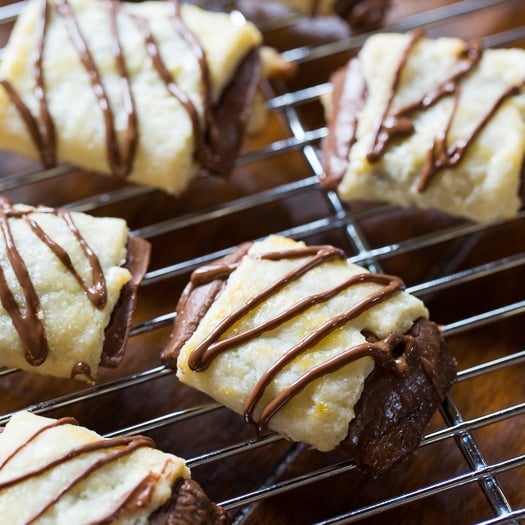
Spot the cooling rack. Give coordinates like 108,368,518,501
0,0,524,523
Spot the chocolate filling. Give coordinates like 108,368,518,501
204,48,261,177
100,235,151,369
149,478,230,525
342,317,456,477
320,58,366,191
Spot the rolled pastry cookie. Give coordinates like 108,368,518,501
321,32,525,223
238,0,391,30
0,0,273,195
0,411,229,524
163,235,456,476
0,198,150,382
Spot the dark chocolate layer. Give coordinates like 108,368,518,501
149,478,230,525
343,317,457,477
205,48,261,177
100,235,151,369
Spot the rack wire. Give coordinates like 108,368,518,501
0,0,524,523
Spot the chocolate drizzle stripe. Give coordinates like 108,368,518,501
33,0,56,167
0,203,48,366
71,361,94,382
26,210,107,308
0,416,78,470
57,208,107,308
0,78,47,164
186,243,414,431
0,433,153,490
0,198,109,367
94,472,159,525
418,81,524,191
257,332,415,430
130,12,209,168
25,438,155,523
167,0,213,132
54,0,129,177
106,0,138,176
367,29,424,162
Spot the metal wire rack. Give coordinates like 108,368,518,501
0,0,524,523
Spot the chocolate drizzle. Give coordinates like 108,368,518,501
0,0,253,178
130,9,211,170
70,361,95,382
0,416,160,522
323,30,524,192
0,198,108,367
55,0,137,177
183,243,421,432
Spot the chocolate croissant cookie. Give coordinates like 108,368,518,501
0,411,229,524
321,31,525,223
162,235,456,476
0,0,283,195
0,198,150,382
289,0,390,29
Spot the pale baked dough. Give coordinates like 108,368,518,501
0,203,131,381
176,235,428,452
0,411,189,525
0,0,264,194
326,33,525,223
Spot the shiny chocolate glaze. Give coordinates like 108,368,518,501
321,31,524,192
0,0,260,179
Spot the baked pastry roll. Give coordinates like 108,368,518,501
0,0,271,195
0,411,229,524
163,235,456,476
321,32,525,223
0,198,150,382
279,0,390,28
